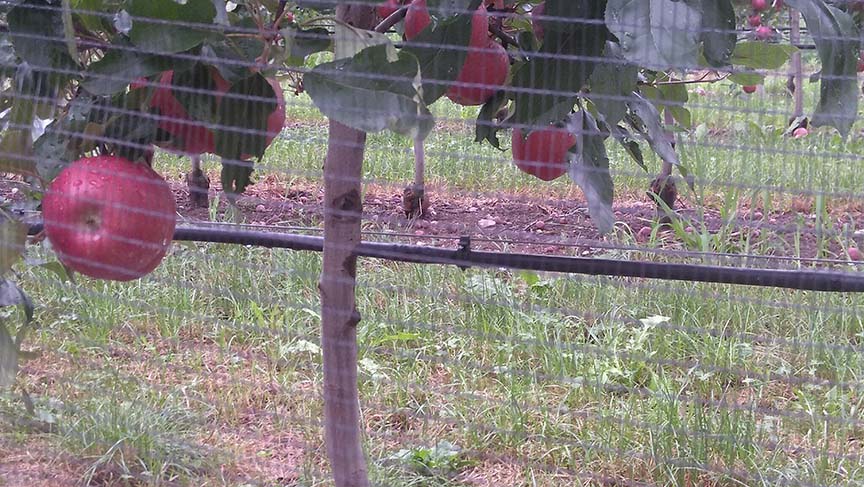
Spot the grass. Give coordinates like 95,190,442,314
3,57,864,485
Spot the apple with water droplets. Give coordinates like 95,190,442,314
42,155,176,281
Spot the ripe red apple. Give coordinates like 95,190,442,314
148,70,230,155
755,25,772,40
511,126,575,181
377,0,401,18
792,127,808,138
848,246,862,261
404,0,431,40
742,85,757,94
446,39,509,105
532,2,545,41
145,70,286,159
752,0,767,11
42,155,176,281
445,4,508,106
748,14,762,28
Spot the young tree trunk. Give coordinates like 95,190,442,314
649,110,678,224
402,136,428,217
186,155,210,208
788,9,804,120
319,5,375,487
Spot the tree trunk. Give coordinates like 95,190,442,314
319,5,375,487
186,155,210,208
649,110,678,224
402,136,428,217
789,9,804,119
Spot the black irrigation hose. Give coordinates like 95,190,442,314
27,223,864,293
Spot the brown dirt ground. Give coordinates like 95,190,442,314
173,172,864,267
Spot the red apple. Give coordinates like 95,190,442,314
445,4,508,106
755,25,772,40
748,14,761,28
42,155,176,281
511,126,575,181
145,70,285,159
404,0,431,40
446,39,509,105
792,127,808,138
377,0,401,18
742,85,757,94
752,0,767,11
849,246,862,261
532,2,545,41
148,70,229,155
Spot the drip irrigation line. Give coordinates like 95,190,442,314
27,222,864,292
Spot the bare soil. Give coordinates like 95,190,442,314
173,172,864,267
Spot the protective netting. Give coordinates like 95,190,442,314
1,1,864,486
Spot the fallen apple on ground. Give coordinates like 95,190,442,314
42,155,177,281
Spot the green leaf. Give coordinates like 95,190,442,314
700,0,736,68
8,0,77,74
84,43,185,95
333,22,394,60
304,44,433,139
667,105,692,130
588,41,638,127
626,93,680,166
605,0,702,70
511,0,608,127
728,71,765,85
474,90,508,149
401,12,473,105
128,0,216,54
570,111,614,234
72,0,108,34
0,91,36,176
610,124,646,171
785,0,859,137
730,42,796,70
61,0,79,64
214,73,277,161
0,33,17,80
0,280,34,327
0,216,26,276
0,320,16,389
171,63,222,124
221,159,254,196
280,26,332,64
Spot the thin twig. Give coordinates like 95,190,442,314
489,24,519,49
374,6,407,34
